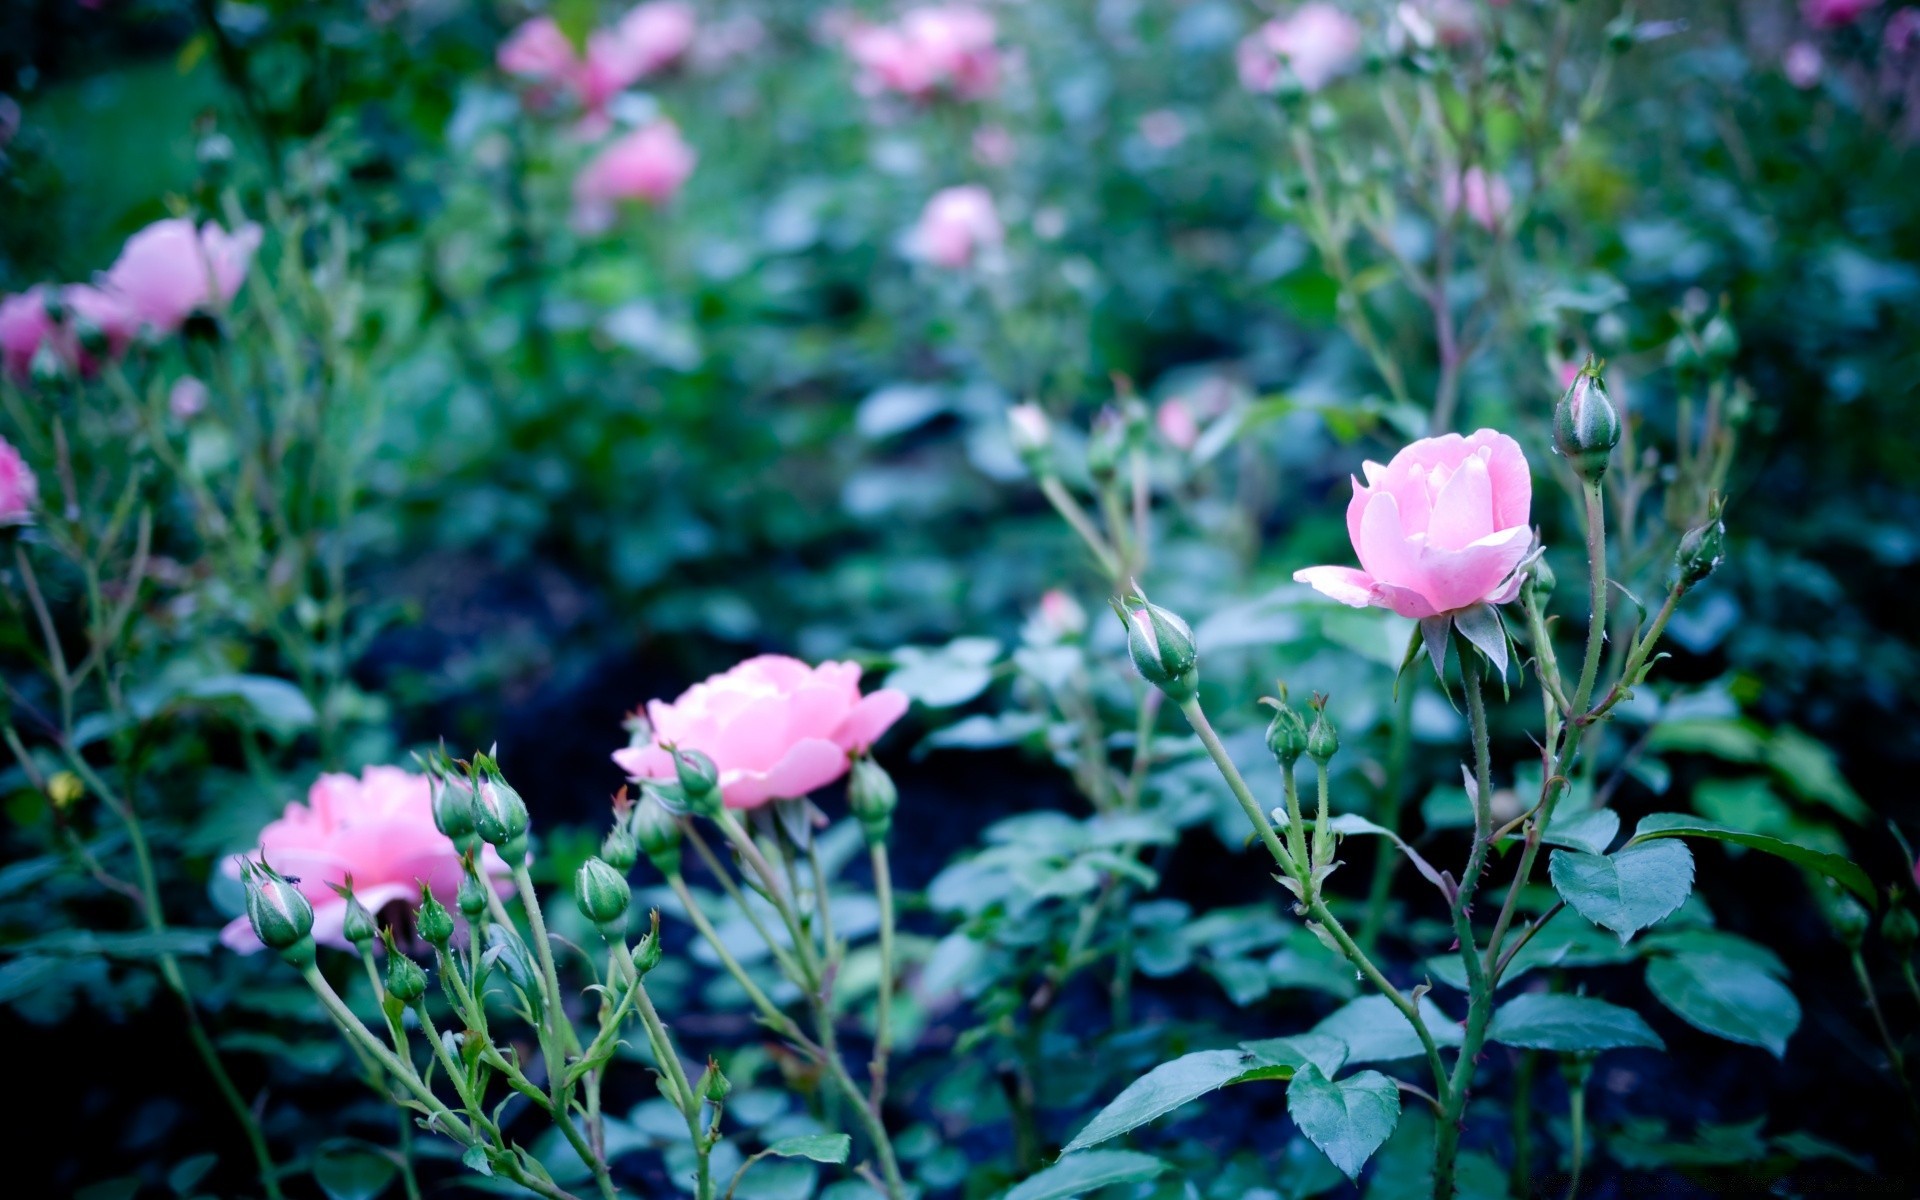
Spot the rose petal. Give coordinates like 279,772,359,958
1294,565,1378,608
721,738,849,808
1427,451,1495,550
835,688,909,751
1414,525,1533,613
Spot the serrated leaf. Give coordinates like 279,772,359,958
764,1134,851,1164
1310,995,1463,1065
1487,992,1664,1052
1626,813,1873,906
1646,952,1800,1058
1548,841,1694,943
1240,1032,1348,1077
1002,1150,1166,1199
1062,1049,1278,1152
1286,1066,1401,1180
1541,808,1620,856
461,1145,493,1177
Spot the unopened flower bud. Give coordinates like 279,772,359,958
29,343,67,388
1526,558,1557,606
848,757,899,845
384,934,429,1005
1122,595,1198,702
1673,503,1725,592
1087,409,1127,484
633,909,665,975
575,856,632,929
430,769,477,847
1829,893,1870,950
1307,697,1339,765
1007,403,1053,474
338,886,379,946
1265,696,1309,769
697,1057,731,1103
471,760,530,853
1700,313,1738,366
674,748,720,810
1036,589,1087,641
602,824,639,873
1882,905,1917,954
1605,13,1635,53
245,861,315,955
1553,362,1620,482
457,868,491,918
416,884,455,948
632,791,685,875
483,925,542,1013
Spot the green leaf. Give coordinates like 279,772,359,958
1002,1151,1166,1200
1286,1066,1401,1180
312,1140,398,1200
1548,841,1695,943
1764,727,1869,822
1487,992,1664,1053
1310,995,1464,1065
1240,1032,1349,1078
763,1134,851,1165
1626,813,1874,906
1062,1049,1280,1153
167,1153,218,1196
1646,952,1800,1058
1540,808,1620,856
182,674,318,735
460,1146,493,1178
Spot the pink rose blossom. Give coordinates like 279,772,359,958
912,185,1002,269
972,124,1016,167
847,5,1000,101
498,15,577,82
1294,429,1534,619
612,655,908,810
1802,0,1881,28
1889,8,1920,51
500,5,695,130
1784,41,1824,88
1443,167,1514,232
1036,589,1088,640
1156,397,1201,450
62,283,141,365
572,120,697,233
1139,109,1188,150
101,218,262,335
220,767,511,954
170,376,210,420
0,435,37,525
0,287,56,379
614,1,698,76
1237,4,1363,95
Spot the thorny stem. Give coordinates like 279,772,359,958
513,864,581,1057
1851,950,1920,1140
869,842,897,1107
1571,481,1609,716
1038,474,1123,579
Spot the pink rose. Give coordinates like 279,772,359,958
1036,589,1088,640
572,120,697,232
847,5,1000,101
1784,41,1823,88
613,1,698,77
912,185,1002,269
101,218,262,335
170,376,210,420
500,5,695,130
1802,0,1881,28
497,15,577,83
220,767,511,953
1443,167,1513,233
1138,108,1187,150
612,655,909,810
1237,4,1363,95
1294,429,1534,619
1156,397,1200,450
61,283,140,366
0,287,56,379
1889,8,1920,51
0,435,37,525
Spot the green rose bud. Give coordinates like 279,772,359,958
1122,595,1198,703
245,861,315,954
575,856,632,929
1307,696,1339,765
674,748,721,813
632,791,684,876
632,909,664,975
332,878,379,947
430,768,477,845
1264,695,1309,769
1673,502,1726,592
416,883,455,948
1526,558,1556,606
1882,905,1917,955
457,867,491,919
602,823,639,873
847,757,899,845
1700,313,1738,366
470,758,530,854
1829,894,1870,951
1553,362,1620,482
697,1057,731,1104
383,933,429,1005
1007,404,1053,475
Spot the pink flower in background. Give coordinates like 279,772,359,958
972,124,1016,167
612,655,908,809
847,5,1000,101
1889,9,1920,50
500,4,695,129
614,1,698,76
911,185,1002,268
1802,0,1882,27
1443,167,1514,232
0,435,37,524
62,284,140,364
1156,397,1200,450
498,15,577,83
1784,41,1824,88
1139,109,1188,150
170,376,210,420
1036,589,1088,640
219,767,511,953
572,120,697,232
1294,430,1534,619
1237,4,1363,94
0,287,56,378
102,218,261,335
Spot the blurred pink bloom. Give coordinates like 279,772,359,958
1237,4,1363,94
572,120,697,232
62,283,140,363
171,376,210,420
102,218,261,335
972,124,1016,167
1037,589,1088,640
500,4,695,129
0,435,37,525
1557,361,1582,391
1885,8,1920,50
691,13,767,71
498,15,577,82
1802,0,1881,28
612,655,908,810
1784,40,1824,88
220,767,511,953
1294,430,1534,619
847,5,1000,101
1443,167,1514,232
1156,397,1200,450
1139,108,1187,149
0,287,56,379
912,185,1002,268
614,1,698,76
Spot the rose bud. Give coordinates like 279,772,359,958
848,757,899,845
245,861,316,968
1122,593,1199,702
1264,694,1309,769
632,791,684,876
1553,361,1620,482
416,883,455,949
575,856,632,931
383,932,429,1005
